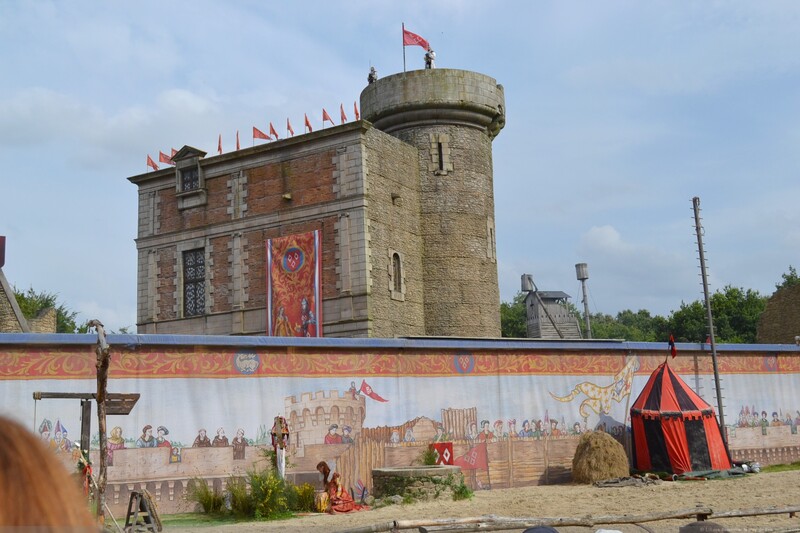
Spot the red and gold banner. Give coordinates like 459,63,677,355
266,230,322,337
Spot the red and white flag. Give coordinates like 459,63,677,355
359,380,387,402
217,134,223,155
287,118,294,137
236,130,240,150
403,26,430,50
253,126,269,140
340,103,347,124
453,442,488,470
669,334,677,358
304,113,313,133
269,121,279,140
322,108,335,127
158,151,174,165
146,155,159,171
354,101,360,121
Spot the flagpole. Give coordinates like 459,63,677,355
402,23,406,73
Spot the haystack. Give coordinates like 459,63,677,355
571,430,629,484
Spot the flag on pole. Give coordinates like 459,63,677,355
668,334,677,358
359,380,387,402
253,126,269,140
402,26,430,49
269,122,279,140
217,134,222,155
322,108,335,127
146,155,159,171
158,151,174,165
340,103,347,124
354,101,360,121
287,118,294,137
236,130,240,150
304,113,313,133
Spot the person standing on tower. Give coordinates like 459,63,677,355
424,48,436,69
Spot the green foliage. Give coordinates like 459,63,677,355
588,309,669,342
417,447,438,466
288,483,316,513
669,285,766,343
500,291,527,337
13,285,88,333
249,467,289,519
451,479,473,501
776,265,800,290
226,476,254,519
187,478,226,515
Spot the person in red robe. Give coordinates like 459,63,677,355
315,461,367,514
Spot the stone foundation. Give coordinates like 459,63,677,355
372,465,463,501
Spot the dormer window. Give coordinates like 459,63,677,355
171,145,208,209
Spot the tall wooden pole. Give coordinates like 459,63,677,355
90,319,110,525
692,197,729,452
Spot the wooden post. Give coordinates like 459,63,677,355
90,319,110,525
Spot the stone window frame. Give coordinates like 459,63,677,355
388,249,406,301
176,238,209,318
428,133,453,176
175,158,207,210
486,217,497,262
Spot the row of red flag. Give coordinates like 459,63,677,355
146,101,361,171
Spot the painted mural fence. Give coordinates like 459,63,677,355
1,335,799,516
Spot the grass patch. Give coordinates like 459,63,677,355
160,513,239,527
760,461,800,473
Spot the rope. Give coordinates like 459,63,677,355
33,397,37,434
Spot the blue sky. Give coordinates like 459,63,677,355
1,1,798,332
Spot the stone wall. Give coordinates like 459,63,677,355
757,284,800,344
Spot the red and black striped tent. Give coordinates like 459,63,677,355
630,362,731,474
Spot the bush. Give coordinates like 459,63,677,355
226,476,254,518
249,468,289,519
187,478,225,515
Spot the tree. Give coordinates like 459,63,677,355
776,265,800,290
500,292,527,338
668,285,766,343
587,309,669,341
13,286,88,333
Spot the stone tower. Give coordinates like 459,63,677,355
361,69,506,337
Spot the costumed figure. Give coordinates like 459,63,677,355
297,297,317,337
316,461,368,513
212,427,229,447
424,48,436,69
107,426,126,465
193,428,211,447
232,428,248,460
136,425,157,448
273,306,292,337
156,426,171,448
38,418,55,450
270,416,290,479
367,66,378,84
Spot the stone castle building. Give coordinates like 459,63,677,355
129,69,505,337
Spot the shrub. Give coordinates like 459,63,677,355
226,476,254,518
187,478,225,515
249,468,289,519
289,483,316,512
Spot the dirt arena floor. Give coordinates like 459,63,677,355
164,470,800,532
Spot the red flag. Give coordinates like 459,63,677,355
403,26,430,50
171,148,177,157
340,103,347,124
453,442,488,470
354,101,360,121
287,118,294,137
269,121,279,140
304,113,313,133
217,134,222,155
322,108,335,126
253,126,269,140
359,380,387,402
669,334,677,358
146,155,159,171
158,151,174,165
236,130,240,150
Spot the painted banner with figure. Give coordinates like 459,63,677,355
266,230,322,336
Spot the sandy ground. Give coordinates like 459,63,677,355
165,470,800,532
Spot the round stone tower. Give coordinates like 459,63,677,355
361,69,506,337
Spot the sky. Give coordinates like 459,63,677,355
1,1,799,333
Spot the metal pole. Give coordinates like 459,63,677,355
402,23,406,73
692,196,728,452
